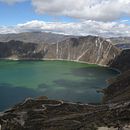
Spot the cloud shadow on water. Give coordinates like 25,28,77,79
53,79,104,103
71,67,119,78
54,79,104,89
0,83,41,111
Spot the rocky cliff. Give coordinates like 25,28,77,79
101,47,130,105
104,70,130,103
0,97,130,130
110,49,130,72
0,36,121,66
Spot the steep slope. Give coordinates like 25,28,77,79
110,49,130,72
54,36,121,65
104,70,130,103
0,36,121,66
0,40,45,59
104,49,130,103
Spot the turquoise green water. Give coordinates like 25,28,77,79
0,60,119,111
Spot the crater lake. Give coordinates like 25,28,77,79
0,60,119,111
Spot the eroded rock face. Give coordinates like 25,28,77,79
0,40,46,59
0,36,121,66
103,49,130,103
103,70,130,103
110,49,130,72
50,36,120,65
0,98,130,130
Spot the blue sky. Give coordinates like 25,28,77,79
0,1,78,25
0,0,130,37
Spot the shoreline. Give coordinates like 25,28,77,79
0,57,121,73
0,57,121,112
0,57,108,66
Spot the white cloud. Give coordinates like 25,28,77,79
0,20,130,37
0,26,17,33
0,0,130,21
31,0,130,21
120,19,129,23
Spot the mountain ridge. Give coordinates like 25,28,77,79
0,35,121,66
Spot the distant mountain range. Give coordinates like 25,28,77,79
0,32,130,49
115,43,130,49
0,32,72,44
109,37,130,45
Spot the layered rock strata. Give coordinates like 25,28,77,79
0,36,121,66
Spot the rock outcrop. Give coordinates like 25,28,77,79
103,48,130,104
0,98,130,130
110,49,130,72
103,70,130,103
0,36,121,66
